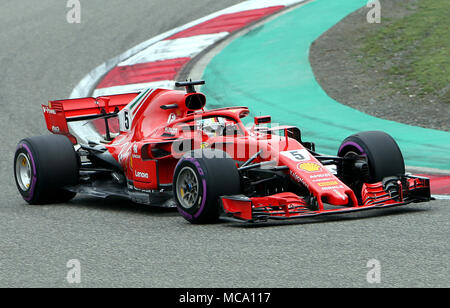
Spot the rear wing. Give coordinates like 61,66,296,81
42,92,139,144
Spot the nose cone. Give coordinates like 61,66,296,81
324,189,349,206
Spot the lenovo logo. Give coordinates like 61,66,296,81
135,171,149,179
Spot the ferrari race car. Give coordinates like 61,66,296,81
14,80,431,223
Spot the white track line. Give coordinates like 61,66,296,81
92,80,175,97
432,195,450,200
119,33,229,66
70,0,306,99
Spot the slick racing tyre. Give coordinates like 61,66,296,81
173,149,241,224
14,135,79,204
338,131,405,184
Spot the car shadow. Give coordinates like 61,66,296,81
50,196,432,226
65,196,178,217
220,206,431,229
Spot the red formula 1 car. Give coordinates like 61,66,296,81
14,81,431,223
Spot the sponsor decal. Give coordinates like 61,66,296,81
167,113,177,124
318,181,339,187
281,149,310,162
312,177,335,182
118,142,131,164
43,106,56,114
290,170,309,188
298,162,322,173
321,185,345,191
133,144,138,154
135,171,149,179
51,126,60,133
164,127,178,135
310,173,330,179
131,186,154,193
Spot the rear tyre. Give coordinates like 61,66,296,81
338,131,405,193
14,135,79,204
173,149,241,224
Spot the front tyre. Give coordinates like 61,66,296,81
338,131,405,197
173,149,241,224
14,135,79,204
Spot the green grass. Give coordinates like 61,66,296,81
360,0,449,102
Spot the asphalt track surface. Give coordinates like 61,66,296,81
0,1,448,288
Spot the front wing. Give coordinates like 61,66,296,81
221,175,431,222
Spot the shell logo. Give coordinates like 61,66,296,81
298,162,321,172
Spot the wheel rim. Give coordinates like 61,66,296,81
176,166,200,209
343,150,370,188
344,150,364,159
16,153,32,192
